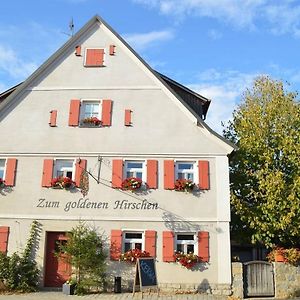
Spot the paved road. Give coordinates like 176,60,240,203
0,291,227,300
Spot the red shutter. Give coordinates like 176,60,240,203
163,231,175,262
5,159,17,186
198,231,209,262
68,99,80,126
198,160,210,190
0,226,9,254
110,230,122,260
49,110,57,127
112,159,123,188
124,109,132,126
75,45,81,56
109,45,115,55
145,230,156,257
164,160,175,190
41,159,54,187
147,160,158,189
75,159,87,187
85,49,104,66
102,100,112,126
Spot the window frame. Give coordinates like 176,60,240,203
0,159,6,180
175,161,198,182
124,160,146,182
53,159,75,180
122,230,145,252
175,232,198,255
84,48,105,67
79,99,102,126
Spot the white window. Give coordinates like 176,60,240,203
53,160,74,179
124,161,145,181
123,231,144,252
0,159,5,179
175,162,196,181
80,100,102,126
175,233,197,254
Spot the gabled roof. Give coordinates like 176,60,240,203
0,14,234,151
0,82,23,104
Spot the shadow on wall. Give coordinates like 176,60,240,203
197,278,211,293
0,186,13,196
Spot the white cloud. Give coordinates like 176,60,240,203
123,29,174,51
188,69,258,133
133,0,300,37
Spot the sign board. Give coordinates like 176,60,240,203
133,257,158,298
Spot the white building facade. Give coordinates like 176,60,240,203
0,15,234,294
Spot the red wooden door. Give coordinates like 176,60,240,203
44,232,71,287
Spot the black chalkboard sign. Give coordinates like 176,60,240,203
133,257,158,297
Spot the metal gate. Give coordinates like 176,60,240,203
243,261,274,297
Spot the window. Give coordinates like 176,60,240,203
175,162,195,181
175,233,197,254
0,159,5,179
124,161,145,181
53,160,74,179
123,232,144,252
80,100,102,126
84,48,104,67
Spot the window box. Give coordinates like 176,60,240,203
51,176,75,190
121,177,142,191
120,248,150,263
80,117,102,127
174,252,199,269
174,179,195,192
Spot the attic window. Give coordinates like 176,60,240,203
84,48,104,67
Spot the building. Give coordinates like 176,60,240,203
0,15,234,294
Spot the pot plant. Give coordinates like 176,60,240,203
174,251,199,269
81,117,102,127
120,248,150,263
51,176,75,190
174,179,195,192
121,177,142,192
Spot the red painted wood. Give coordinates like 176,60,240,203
147,160,158,189
5,159,17,186
198,160,210,190
198,231,209,262
145,230,156,257
164,160,175,190
112,160,123,188
163,231,175,262
49,110,57,127
86,49,104,66
75,45,81,56
110,230,122,260
41,159,54,187
109,45,115,55
68,99,80,126
44,232,71,287
74,159,87,187
102,99,112,126
0,226,9,254
124,109,132,126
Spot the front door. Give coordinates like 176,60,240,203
44,232,71,287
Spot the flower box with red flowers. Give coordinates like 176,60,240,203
174,179,195,192
81,117,102,127
121,177,142,191
120,248,150,263
51,176,75,190
174,251,199,269
0,178,5,188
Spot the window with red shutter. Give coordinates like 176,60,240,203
112,160,123,188
198,160,210,190
68,99,80,126
124,109,132,126
5,159,17,186
164,160,175,190
198,231,209,262
74,159,87,187
110,230,122,260
85,48,104,66
162,231,175,262
147,160,158,189
101,100,112,126
49,110,57,127
145,230,156,257
0,226,9,254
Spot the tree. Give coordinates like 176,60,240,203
57,222,107,294
223,76,300,248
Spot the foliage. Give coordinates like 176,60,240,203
267,247,300,266
0,221,40,292
0,178,5,188
121,177,142,191
120,248,150,263
174,179,195,192
82,117,101,126
79,169,89,197
223,76,300,248
56,223,107,295
174,252,199,269
51,176,75,189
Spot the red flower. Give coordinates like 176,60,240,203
121,177,142,191
174,252,199,269
120,248,151,263
82,117,102,126
174,179,195,192
51,176,75,189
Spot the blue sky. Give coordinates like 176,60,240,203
1,0,300,133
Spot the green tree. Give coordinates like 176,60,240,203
224,76,300,248
57,222,107,294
